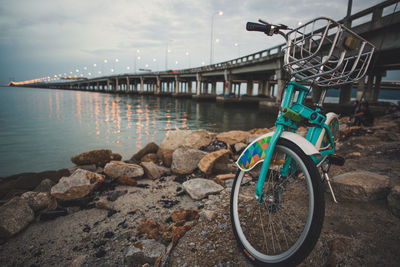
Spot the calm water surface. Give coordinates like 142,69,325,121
0,86,276,177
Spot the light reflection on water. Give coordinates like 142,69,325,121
0,86,276,177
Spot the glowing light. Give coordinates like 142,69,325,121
218,10,223,16
126,66,130,70
136,49,140,53
185,51,190,56
111,68,114,72
83,66,87,70
88,72,92,76
104,59,108,63
152,58,156,62
145,64,149,68
93,63,97,67
201,61,205,66
137,56,141,60
115,58,119,62
215,38,220,43
98,71,102,74
175,60,179,65
76,69,79,72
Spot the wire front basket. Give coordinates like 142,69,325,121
283,17,375,87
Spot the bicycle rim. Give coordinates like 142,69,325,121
231,142,321,265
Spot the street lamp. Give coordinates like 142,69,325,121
210,10,223,64
165,39,173,70
185,51,191,68
134,50,140,73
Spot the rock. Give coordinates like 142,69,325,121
107,190,127,202
180,130,215,149
248,128,272,135
21,191,57,212
171,210,200,224
171,148,207,175
50,169,104,201
338,126,367,140
200,209,217,221
95,199,114,210
33,178,56,192
169,222,195,244
125,239,166,266
182,178,224,200
71,149,121,167
141,162,171,179
39,208,68,221
69,164,97,173
212,157,236,174
198,149,231,175
216,130,250,146
234,142,247,154
331,171,390,201
158,130,192,155
117,176,137,186
387,185,400,218
0,197,34,238
374,130,399,142
161,151,173,167
131,142,159,162
140,153,159,163
138,218,165,241
213,173,236,187
103,161,144,179
0,169,70,200
246,134,261,144
199,140,228,152
68,254,88,267
346,152,362,159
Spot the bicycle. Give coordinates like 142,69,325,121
230,17,375,266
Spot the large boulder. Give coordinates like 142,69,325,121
331,171,390,201
157,130,192,156
180,130,215,149
216,130,250,146
387,185,400,218
171,148,207,174
21,191,57,212
71,149,122,167
0,197,34,238
130,142,159,162
141,162,171,179
103,161,144,179
198,149,231,175
33,178,56,192
0,169,70,200
50,169,104,200
182,178,224,200
125,239,166,266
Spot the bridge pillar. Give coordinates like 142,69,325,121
126,77,130,92
140,77,144,93
224,70,232,96
246,81,253,96
373,73,382,102
339,84,352,104
156,77,161,94
96,82,99,91
275,69,285,102
174,76,179,94
365,74,374,101
188,81,192,94
264,80,271,96
115,78,119,92
211,82,216,95
196,74,202,95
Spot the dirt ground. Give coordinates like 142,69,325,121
0,114,399,267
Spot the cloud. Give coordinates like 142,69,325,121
0,0,386,83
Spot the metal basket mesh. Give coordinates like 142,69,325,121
283,17,375,87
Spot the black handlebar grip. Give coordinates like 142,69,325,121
246,22,271,33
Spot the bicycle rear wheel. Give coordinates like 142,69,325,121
230,139,325,266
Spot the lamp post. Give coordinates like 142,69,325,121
210,10,223,64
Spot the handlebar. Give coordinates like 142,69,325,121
246,22,271,33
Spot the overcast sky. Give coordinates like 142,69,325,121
0,0,385,84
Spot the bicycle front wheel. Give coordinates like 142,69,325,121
230,139,325,266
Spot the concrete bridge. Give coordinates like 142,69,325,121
24,0,400,105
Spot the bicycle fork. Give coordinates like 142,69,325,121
255,125,284,202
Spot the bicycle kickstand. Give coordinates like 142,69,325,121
323,171,338,203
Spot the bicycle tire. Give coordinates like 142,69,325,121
230,138,325,266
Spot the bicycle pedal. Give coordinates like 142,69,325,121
328,154,345,166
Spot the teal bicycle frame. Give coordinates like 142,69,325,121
255,81,335,201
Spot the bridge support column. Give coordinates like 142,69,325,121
188,81,192,94
211,82,216,95
247,81,253,96
356,78,365,100
339,84,352,104
126,77,130,93
264,80,271,96
224,70,232,96
140,77,144,93
96,82,99,91
107,80,110,91
175,76,179,94
114,78,119,92
156,77,161,94
275,69,285,102
365,74,374,101
196,74,202,95
373,73,382,102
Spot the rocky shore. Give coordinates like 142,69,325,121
0,111,400,267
